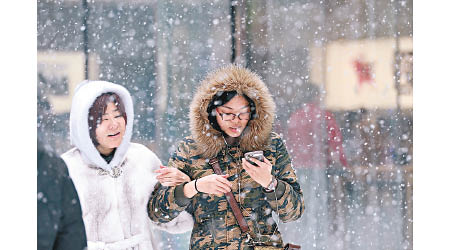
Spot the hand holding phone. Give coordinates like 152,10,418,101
244,151,264,167
242,151,273,188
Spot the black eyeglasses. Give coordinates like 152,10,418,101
217,110,251,121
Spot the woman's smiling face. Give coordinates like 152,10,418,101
215,95,250,138
95,102,126,155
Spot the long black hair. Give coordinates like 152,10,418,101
206,90,256,132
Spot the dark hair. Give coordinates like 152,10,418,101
206,90,256,132
88,92,127,146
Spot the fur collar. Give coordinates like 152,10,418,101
69,80,134,172
189,64,276,158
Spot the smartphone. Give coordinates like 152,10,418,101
244,151,264,167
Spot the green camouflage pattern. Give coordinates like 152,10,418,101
148,132,304,250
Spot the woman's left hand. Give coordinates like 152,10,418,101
155,165,191,186
242,157,273,188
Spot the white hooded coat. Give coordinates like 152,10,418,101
61,81,193,250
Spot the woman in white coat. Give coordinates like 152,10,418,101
61,80,193,250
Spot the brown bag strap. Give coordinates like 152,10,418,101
209,158,301,250
209,158,249,233
284,243,301,250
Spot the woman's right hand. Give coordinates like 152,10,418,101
196,174,232,195
183,174,232,198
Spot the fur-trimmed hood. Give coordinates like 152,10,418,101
189,64,276,158
69,80,134,172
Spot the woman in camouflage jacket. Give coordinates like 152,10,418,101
148,65,305,249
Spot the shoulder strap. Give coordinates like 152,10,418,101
209,158,249,233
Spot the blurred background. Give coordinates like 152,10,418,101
37,0,413,249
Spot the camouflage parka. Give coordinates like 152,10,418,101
148,65,305,250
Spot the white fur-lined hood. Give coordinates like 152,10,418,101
69,80,134,172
